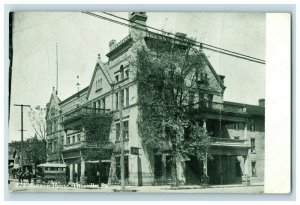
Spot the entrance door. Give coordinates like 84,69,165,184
185,156,203,185
100,162,110,184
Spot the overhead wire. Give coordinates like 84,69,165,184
98,12,265,65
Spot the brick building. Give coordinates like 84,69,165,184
45,12,265,186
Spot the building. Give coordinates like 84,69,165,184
45,12,265,186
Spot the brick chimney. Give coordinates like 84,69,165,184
259,98,265,107
129,12,148,28
129,12,148,40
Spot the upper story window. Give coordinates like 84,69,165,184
125,88,129,106
77,134,81,142
249,119,255,131
102,97,106,109
250,138,256,153
123,121,129,140
125,69,129,79
115,120,129,142
96,78,102,91
121,89,125,107
116,123,120,141
120,65,124,81
116,92,119,109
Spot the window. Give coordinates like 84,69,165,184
125,69,129,79
250,138,256,152
115,156,129,179
116,92,119,109
249,119,255,131
234,123,239,130
115,75,119,82
125,88,129,106
234,136,240,140
251,161,257,177
77,134,81,142
121,89,125,107
102,97,106,110
116,123,120,141
96,78,102,90
67,137,70,145
120,65,124,80
72,135,75,143
123,121,129,140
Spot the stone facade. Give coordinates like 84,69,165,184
45,12,265,186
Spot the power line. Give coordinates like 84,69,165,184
100,12,265,64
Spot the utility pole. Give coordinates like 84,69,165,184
118,85,125,191
14,104,30,171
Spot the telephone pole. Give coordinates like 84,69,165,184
118,86,125,191
14,104,30,171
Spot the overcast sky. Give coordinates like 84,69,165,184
9,12,265,142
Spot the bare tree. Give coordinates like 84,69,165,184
28,106,47,146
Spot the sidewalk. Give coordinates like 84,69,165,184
9,179,264,193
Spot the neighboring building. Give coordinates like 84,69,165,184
8,143,21,170
45,12,265,186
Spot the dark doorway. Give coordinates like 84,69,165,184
185,156,203,185
100,162,110,184
86,163,99,184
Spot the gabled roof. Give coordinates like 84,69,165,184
201,52,226,91
46,89,61,119
86,58,113,99
59,86,89,106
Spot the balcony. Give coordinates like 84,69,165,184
62,107,111,126
185,101,248,122
187,101,246,113
63,140,115,152
210,137,248,147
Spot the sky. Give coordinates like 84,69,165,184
9,12,265,142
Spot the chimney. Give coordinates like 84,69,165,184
259,98,265,107
129,12,148,39
129,12,148,28
109,39,116,51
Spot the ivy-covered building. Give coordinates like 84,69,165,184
45,12,265,186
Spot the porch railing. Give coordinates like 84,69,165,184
185,100,246,114
62,107,111,124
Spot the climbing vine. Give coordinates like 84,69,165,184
135,34,212,186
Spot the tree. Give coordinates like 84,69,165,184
23,135,47,166
135,33,212,186
28,106,47,147
10,136,47,167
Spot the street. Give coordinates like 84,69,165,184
9,179,264,193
